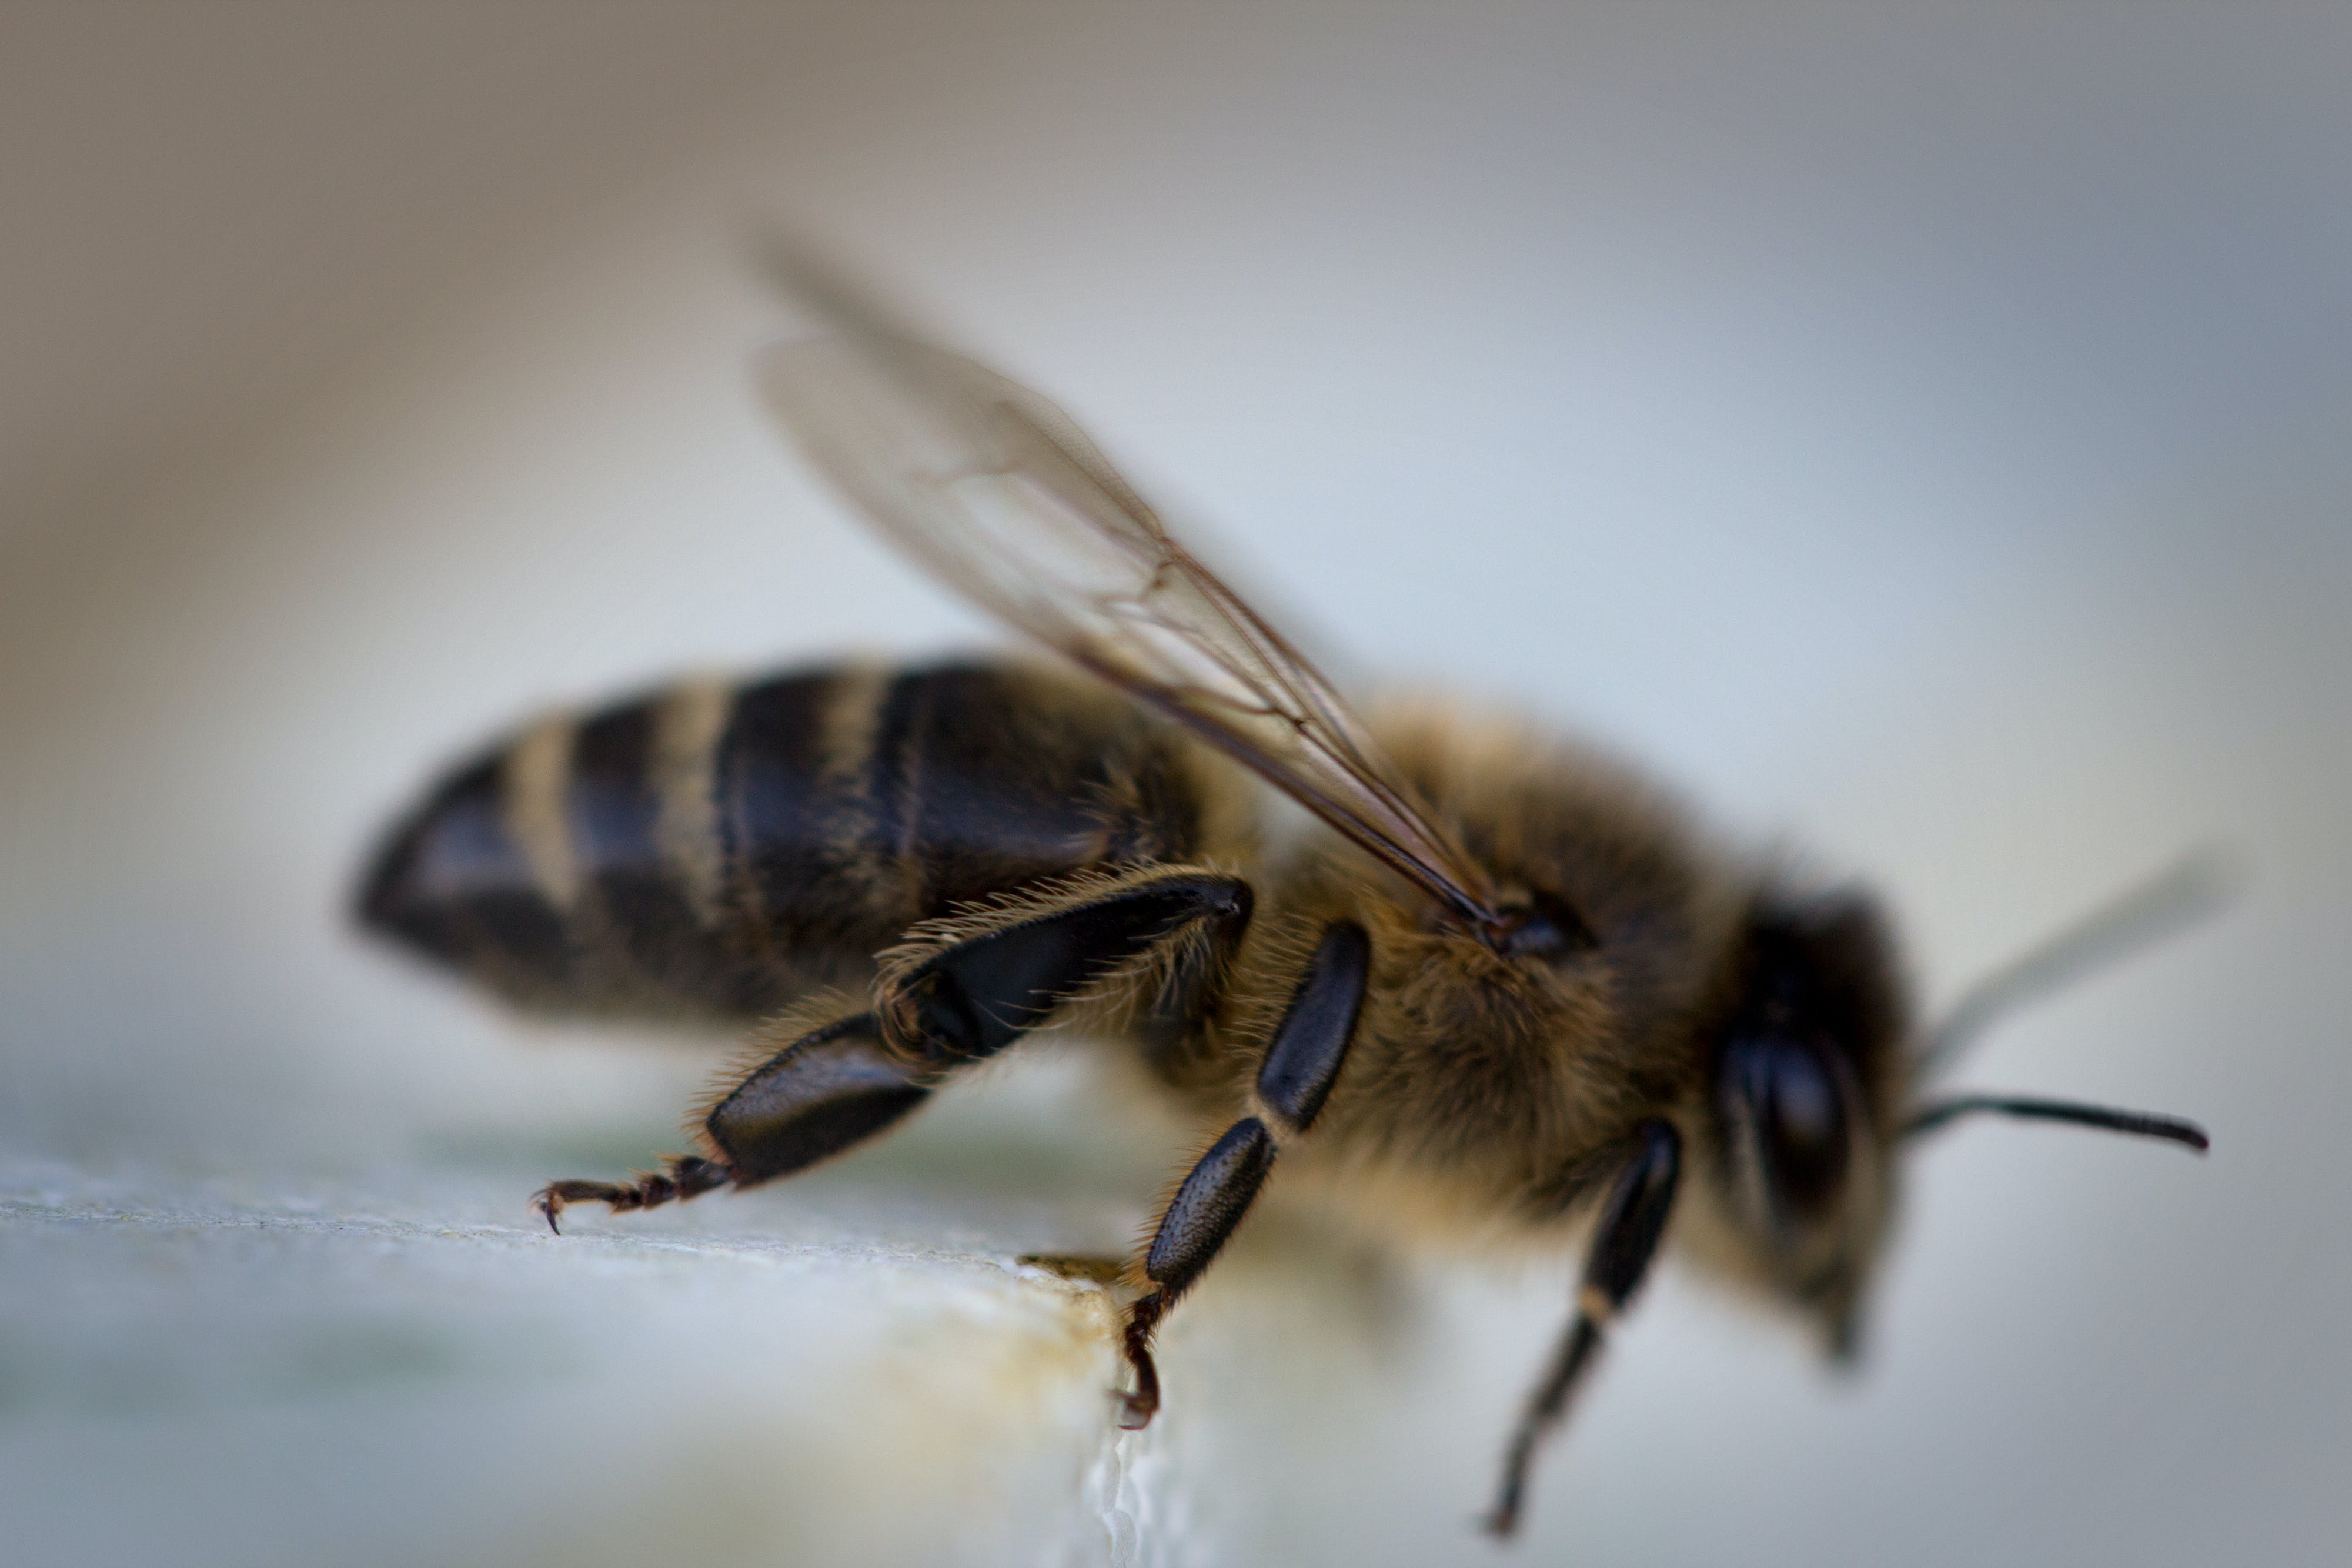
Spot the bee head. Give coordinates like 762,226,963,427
1693,861,2217,1359
1700,889,1907,1356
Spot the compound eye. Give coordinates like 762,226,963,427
1722,1034,1852,1223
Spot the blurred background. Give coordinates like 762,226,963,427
2,4,2346,1564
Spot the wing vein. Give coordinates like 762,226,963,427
758,326,1502,931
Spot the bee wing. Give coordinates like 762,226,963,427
757,329,1502,929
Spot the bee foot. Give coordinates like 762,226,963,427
529,1156,730,1234
1115,1308,1162,1430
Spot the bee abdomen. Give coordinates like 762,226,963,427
359,660,1211,1021
358,674,767,1015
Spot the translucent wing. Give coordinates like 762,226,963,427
756,327,1503,930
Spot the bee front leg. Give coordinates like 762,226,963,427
1118,920,1371,1428
533,1009,929,1232
1482,1119,1681,1539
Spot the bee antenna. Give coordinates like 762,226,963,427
1903,1092,2209,1153
1917,849,2237,1080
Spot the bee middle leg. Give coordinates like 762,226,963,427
1116,919,1372,1428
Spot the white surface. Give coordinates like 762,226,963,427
0,1084,1171,1568
2,6,2348,1564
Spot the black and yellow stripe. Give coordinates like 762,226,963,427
358,660,1215,1022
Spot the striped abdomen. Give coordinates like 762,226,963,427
358,660,1217,1021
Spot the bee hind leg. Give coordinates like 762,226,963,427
536,865,1258,1235
534,1008,931,1232
878,865,1254,1066
533,1155,728,1233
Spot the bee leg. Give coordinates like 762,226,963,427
881,866,1255,1066
536,867,1257,1232
701,1010,936,1184
1482,1119,1682,1539
533,1155,729,1233
533,1009,930,1232
1117,921,1371,1429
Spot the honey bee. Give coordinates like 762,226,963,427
356,272,2210,1536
